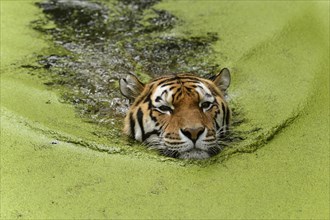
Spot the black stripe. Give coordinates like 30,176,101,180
161,81,177,88
160,90,168,97
159,77,202,87
214,109,221,130
146,96,153,110
219,128,225,138
183,80,201,84
171,87,182,101
165,141,185,145
197,85,204,90
173,89,182,101
215,120,220,130
168,85,178,91
221,102,226,127
133,90,150,107
143,93,151,103
137,108,145,141
204,139,216,143
129,112,135,138
132,83,156,107
157,77,177,85
152,75,201,85
173,76,200,80
149,110,157,122
155,96,162,102
225,107,230,127
144,130,160,140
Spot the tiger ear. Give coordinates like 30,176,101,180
211,68,231,92
119,73,145,102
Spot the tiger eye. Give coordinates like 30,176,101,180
159,105,172,113
201,101,212,109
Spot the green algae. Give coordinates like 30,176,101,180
32,0,220,125
156,1,329,162
32,0,247,159
1,0,329,219
30,0,329,162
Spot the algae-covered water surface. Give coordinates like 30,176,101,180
1,0,329,219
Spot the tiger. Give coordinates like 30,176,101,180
119,68,231,159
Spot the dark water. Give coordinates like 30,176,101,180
33,0,220,122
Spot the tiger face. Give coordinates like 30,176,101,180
119,68,231,159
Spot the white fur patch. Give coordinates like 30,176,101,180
134,123,142,141
144,116,156,133
152,86,174,106
195,82,215,106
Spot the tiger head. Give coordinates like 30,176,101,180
119,68,231,159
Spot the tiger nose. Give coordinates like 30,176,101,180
180,127,205,143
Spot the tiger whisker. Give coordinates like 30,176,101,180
207,146,221,156
164,143,186,149
159,149,180,158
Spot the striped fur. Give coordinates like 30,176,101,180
120,69,231,159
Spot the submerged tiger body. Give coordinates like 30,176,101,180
120,68,231,159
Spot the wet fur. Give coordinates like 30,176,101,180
120,70,231,159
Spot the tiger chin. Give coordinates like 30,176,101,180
119,68,231,160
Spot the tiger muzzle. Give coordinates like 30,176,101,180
180,127,205,143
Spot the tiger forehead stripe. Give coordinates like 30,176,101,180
152,74,201,85
152,85,173,105
194,82,214,101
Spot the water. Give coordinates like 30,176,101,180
33,0,220,124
